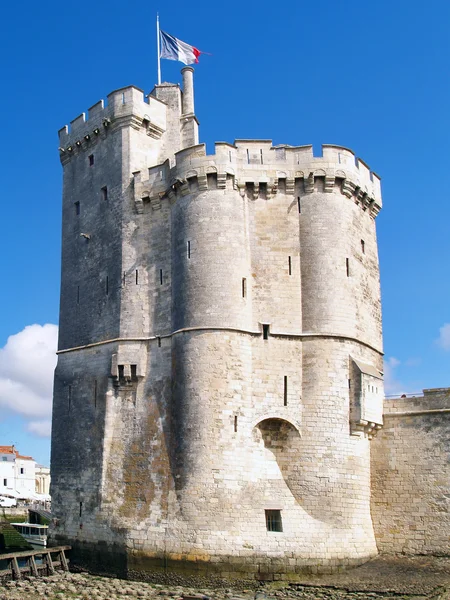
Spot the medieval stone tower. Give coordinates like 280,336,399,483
50,68,384,580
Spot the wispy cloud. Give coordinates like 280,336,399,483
0,324,57,438
436,323,450,350
383,356,403,395
27,420,52,437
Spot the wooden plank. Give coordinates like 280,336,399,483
44,553,55,575
59,550,69,571
0,545,71,560
11,557,21,580
29,555,39,577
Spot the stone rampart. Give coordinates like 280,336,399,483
371,388,450,555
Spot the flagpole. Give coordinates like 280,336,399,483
156,13,161,85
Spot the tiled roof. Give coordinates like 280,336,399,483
0,446,35,461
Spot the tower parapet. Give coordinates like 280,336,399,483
133,140,381,219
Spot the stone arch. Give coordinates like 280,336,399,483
252,418,302,503
205,165,217,174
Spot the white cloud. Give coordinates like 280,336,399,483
383,356,405,396
437,323,450,350
0,324,58,437
27,420,52,437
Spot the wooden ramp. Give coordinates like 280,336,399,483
0,545,71,580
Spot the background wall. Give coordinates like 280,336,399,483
371,388,450,554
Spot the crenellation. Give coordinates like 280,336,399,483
88,99,104,119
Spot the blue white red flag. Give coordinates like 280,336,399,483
160,30,202,65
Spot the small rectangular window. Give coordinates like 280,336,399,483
20,468,24,475
160,269,163,285
79,501,83,518
89,154,94,166
246,149,250,164
265,509,282,532
263,324,270,340
131,364,137,381
284,376,288,406
346,258,350,277
361,239,365,254
118,365,124,380
157,337,161,348
234,415,238,432
3,478,7,486
1,457,6,462
101,186,108,202
260,149,264,165
288,256,292,275
187,240,191,259
135,270,139,285
74,201,80,215
242,277,247,298
106,276,109,295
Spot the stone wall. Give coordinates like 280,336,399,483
371,388,450,555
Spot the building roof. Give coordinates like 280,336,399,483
0,445,35,461
352,358,383,380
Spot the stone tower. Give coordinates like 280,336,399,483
50,68,384,580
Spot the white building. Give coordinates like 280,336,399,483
35,465,51,496
0,445,41,500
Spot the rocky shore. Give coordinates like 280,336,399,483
1,556,450,600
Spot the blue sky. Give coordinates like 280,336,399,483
0,0,449,466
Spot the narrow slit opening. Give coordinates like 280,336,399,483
234,415,238,432
263,324,270,340
284,376,288,406
242,277,247,298
297,197,301,213
288,256,292,275
160,269,163,285
346,258,350,277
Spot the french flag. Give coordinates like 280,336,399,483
160,30,202,65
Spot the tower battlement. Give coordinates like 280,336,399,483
58,86,168,151
133,140,381,217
